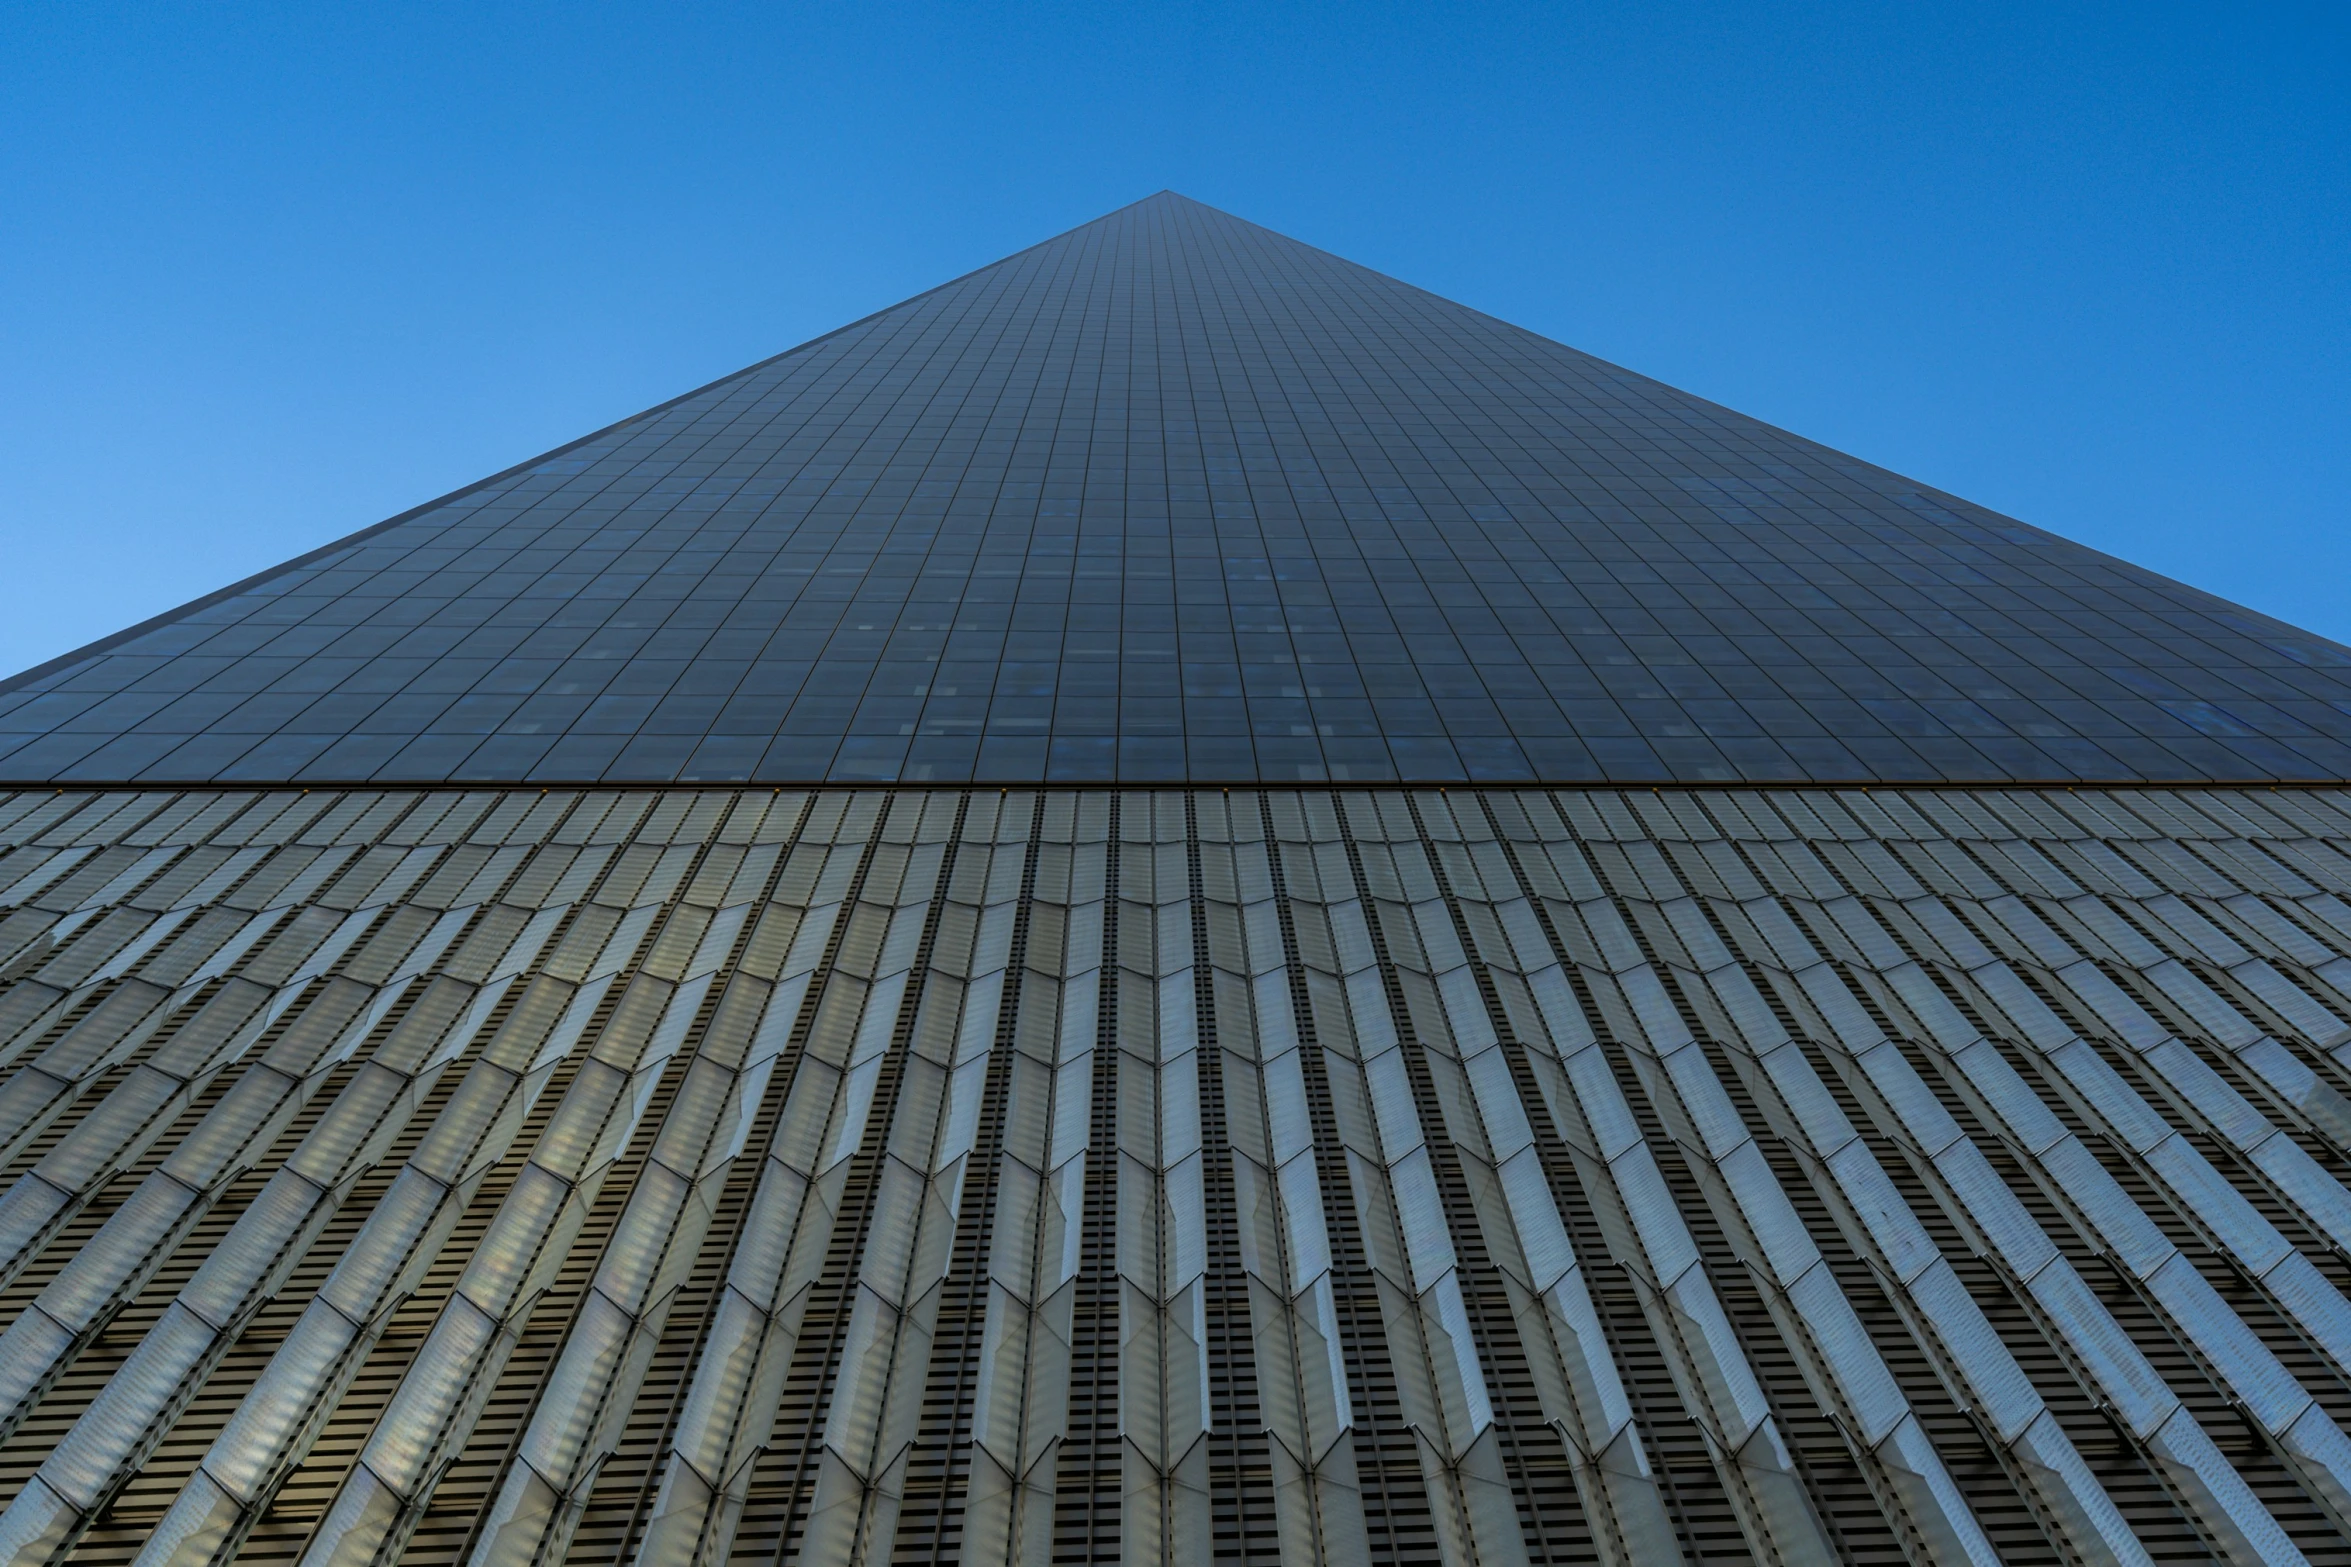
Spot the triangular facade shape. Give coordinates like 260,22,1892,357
10,196,2351,1567
5,190,2347,786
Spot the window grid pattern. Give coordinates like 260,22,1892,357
5,193,2351,788
0,784,2349,1565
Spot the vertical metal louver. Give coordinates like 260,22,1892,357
0,784,2349,1564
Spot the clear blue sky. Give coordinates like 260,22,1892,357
3,2,2344,674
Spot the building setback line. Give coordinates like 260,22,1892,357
0,775,2348,795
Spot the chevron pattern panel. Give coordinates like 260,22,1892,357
0,786,2349,1565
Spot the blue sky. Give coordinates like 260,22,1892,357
2,2,2344,673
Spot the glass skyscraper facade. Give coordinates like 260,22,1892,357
1,196,2350,1567
7,194,2351,789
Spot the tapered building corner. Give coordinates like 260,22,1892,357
1,193,2349,1566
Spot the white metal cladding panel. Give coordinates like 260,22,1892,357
2,788,2351,1565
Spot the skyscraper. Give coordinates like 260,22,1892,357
0,190,2348,1565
